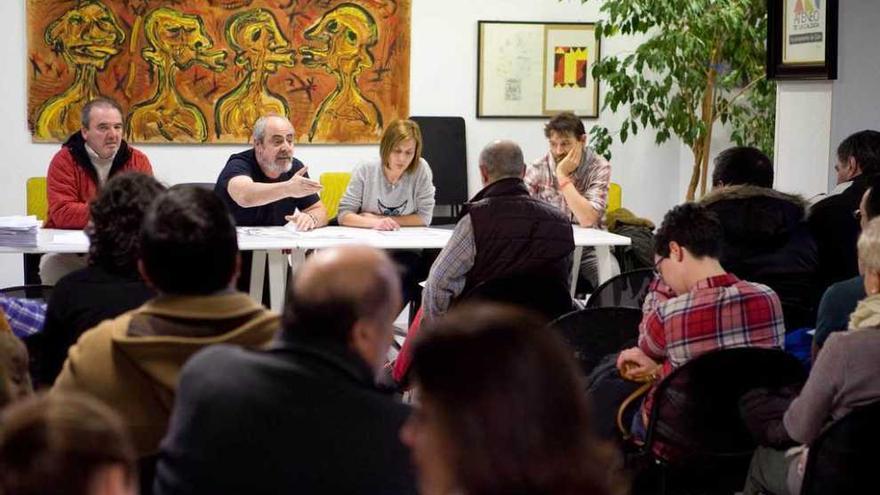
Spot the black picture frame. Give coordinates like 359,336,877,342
476,20,600,119
767,0,838,80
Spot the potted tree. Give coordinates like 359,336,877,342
584,0,775,200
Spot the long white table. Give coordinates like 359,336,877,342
1,226,630,311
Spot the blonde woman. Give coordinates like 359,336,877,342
744,217,880,494
338,119,437,308
338,119,436,230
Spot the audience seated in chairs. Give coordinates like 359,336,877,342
808,130,880,289
0,392,137,495
612,203,785,447
701,146,821,330
402,303,627,495
51,186,279,458
153,246,417,495
38,173,163,386
743,217,880,495
390,139,574,386
813,173,880,359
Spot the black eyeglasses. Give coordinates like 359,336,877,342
653,257,666,276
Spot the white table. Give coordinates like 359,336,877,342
1,226,630,311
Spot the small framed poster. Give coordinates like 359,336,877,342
477,21,600,118
767,0,838,80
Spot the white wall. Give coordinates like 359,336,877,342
828,0,880,188
773,82,834,199
773,1,880,198
0,0,682,287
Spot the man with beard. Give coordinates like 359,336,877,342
215,115,327,229
524,112,617,290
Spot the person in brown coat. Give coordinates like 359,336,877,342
52,186,279,456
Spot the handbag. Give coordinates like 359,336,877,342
616,363,661,439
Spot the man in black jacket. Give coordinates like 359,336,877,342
153,246,416,495
702,146,820,329
808,130,880,289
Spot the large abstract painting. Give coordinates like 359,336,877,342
26,0,410,144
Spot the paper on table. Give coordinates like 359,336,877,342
49,231,89,245
375,228,449,238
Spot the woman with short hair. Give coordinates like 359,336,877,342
338,119,435,230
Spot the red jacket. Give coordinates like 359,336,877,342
46,133,153,229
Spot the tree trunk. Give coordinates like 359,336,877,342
686,44,720,200
686,142,703,201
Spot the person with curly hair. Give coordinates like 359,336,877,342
38,172,164,387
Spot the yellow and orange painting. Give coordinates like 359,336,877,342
26,0,410,144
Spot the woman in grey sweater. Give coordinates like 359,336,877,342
337,119,437,309
337,119,435,229
743,217,880,494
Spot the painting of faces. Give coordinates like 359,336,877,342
26,0,410,144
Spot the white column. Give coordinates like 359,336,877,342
773,81,834,199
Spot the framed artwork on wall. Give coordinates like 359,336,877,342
767,0,838,80
477,21,599,118
26,0,412,144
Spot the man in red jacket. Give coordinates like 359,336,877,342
41,97,153,283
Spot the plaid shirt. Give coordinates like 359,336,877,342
0,296,47,338
524,145,611,228
637,273,785,458
422,214,475,322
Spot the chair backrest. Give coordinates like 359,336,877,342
801,400,880,494
460,274,573,321
26,177,48,221
608,182,622,213
550,307,643,376
174,182,215,191
0,285,53,302
319,172,352,220
584,268,654,310
645,347,806,463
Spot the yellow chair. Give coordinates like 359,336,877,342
26,177,48,221
607,182,622,213
319,172,352,220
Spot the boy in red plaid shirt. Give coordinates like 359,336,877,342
617,203,785,450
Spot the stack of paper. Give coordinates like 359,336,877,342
0,216,40,247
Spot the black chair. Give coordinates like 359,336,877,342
173,182,215,191
550,307,642,377
460,274,574,321
800,400,880,495
0,284,53,302
631,347,807,495
584,268,654,310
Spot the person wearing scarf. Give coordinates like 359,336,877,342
743,217,880,494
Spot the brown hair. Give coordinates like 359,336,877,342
380,119,423,174
544,111,586,139
410,304,626,495
0,325,31,407
0,393,136,495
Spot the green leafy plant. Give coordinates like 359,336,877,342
583,0,776,200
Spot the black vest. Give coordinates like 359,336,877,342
461,178,574,295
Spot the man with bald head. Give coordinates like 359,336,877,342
390,140,574,384
154,246,417,495
215,115,327,229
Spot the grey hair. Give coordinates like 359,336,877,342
81,97,124,129
479,140,525,182
859,217,880,272
252,115,293,144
